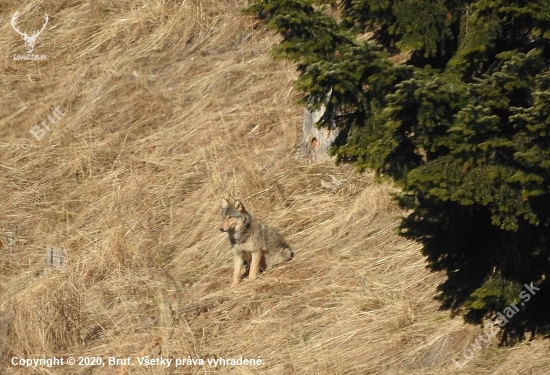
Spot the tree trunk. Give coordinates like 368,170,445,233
299,106,340,162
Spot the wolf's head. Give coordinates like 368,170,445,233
219,198,250,233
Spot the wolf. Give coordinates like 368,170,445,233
219,198,293,286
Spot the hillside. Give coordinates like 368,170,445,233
1,0,549,374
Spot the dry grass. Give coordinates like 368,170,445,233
0,1,549,374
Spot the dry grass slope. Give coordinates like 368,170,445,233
1,1,549,374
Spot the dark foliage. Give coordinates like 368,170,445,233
247,0,550,343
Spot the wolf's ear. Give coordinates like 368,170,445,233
234,200,247,213
221,198,230,208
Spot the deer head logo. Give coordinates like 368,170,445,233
11,12,48,54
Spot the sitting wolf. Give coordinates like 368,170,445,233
219,198,293,286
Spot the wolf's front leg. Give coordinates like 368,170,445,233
232,251,244,287
248,250,263,280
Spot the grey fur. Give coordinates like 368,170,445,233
219,198,293,286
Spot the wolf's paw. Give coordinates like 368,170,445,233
286,248,294,261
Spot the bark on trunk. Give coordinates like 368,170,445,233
299,106,340,162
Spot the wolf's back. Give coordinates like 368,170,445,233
259,223,293,266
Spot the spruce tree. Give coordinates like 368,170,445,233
247,0,550,343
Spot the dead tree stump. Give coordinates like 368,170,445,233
299,106,340,162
